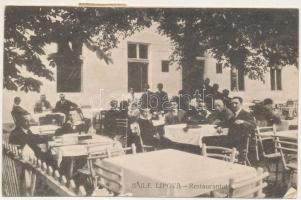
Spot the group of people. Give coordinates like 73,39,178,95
100,79,285,160
9,94,86,155
9,78,285,162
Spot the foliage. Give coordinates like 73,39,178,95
156,8,298,83
4,7,298,92
4,7,153,92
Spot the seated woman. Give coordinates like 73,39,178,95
128,108,157,152
103,100,120,137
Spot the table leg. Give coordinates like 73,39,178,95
69,158,75,178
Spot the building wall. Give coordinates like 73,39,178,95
3,24,298,123
2,24,181,123
204,56,299,103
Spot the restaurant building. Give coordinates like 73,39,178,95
3,24,298,123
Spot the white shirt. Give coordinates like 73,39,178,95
234,108,242,118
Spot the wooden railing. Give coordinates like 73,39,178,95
2,142,87,196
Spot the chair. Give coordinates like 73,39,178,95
201,143,238,163
93,111,107,134
115,118,129,147
256,125,281,183
77,143,136,193
275,136,298,189
228,168,269,198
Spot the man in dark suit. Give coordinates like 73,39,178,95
155,83,169,113
34,94,52,113
253,98,282,127
9,116,47,158
11,97,31,128
202,96,256,161
54,94,78,119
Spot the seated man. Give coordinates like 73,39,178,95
253,98,282,127
208,99,234,126
9,117,47,159
34,94,52,113
11,97,31,128
103,100,120,137
155,83,169,113
187,101,211,124
165,102,187,125
54,94,78,120
202,96,256,161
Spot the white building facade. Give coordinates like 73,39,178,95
3,24,298,123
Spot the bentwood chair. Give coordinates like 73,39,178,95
256,125,282,183
228,168,269,198
115,118,129,148
77,143,136,194
275,136,298,189
201,143,239,163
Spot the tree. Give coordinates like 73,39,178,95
4,7,298,93
155,8,298,91
4,6,153,92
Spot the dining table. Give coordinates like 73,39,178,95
49,134,122,177
98,149,257,197
164,124,228,146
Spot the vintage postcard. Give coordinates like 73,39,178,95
1,1,299,198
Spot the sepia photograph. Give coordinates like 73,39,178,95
1,2,299,198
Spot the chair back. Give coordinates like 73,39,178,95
229,168,268,198
256,125,277,157
275,136,298,171
86,143,136,189
201,143,238,163
115,118,129,147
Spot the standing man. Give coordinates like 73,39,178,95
140,84,156,112
34,94,52,113
54,94,78,120
155,83,169,113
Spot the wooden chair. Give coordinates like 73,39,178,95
201,143,238,163
256,125,281,183
228,168,269,198
93,160,125,195
275,136,298,189
115,118,129,147
77,143,136,193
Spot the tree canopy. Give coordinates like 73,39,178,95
156,8,298,88
4,7,298,92
4,6,153,92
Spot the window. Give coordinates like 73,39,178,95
161,60,169,72
57,62,82,92
127,43,148,59
270,68,282,90
216,63,223,74
127,43,149,92
128,44,137,58
231,67,245,91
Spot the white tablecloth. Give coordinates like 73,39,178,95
100,149,257,197
50,135,121,165
152,117,165,127
164,124,228,146
30,125,61,135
